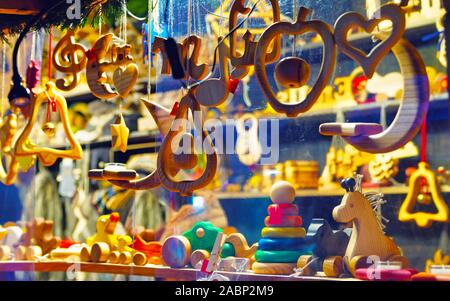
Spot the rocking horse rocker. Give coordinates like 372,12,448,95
333,177,409,276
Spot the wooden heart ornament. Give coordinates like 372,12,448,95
113,63,139,98
334,3,406,79
255,7,336,117
157,93,217,196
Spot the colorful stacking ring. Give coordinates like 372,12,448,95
261,227,306,238
264,215,302,227
252,262,297,275
255,250,307,263
258,237,313,251
267,204,299,216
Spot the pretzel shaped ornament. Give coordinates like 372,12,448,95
157,93,217,196
319,4,429,153
15,82,82,166
228,0,281,79
255,7,336,117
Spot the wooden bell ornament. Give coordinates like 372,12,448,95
319,4,429,153
254,6,336,117
399,162,450,228
228,0,281,80
0,113,20,185
157,93,217,196
14,82,82,166
52,30,88,91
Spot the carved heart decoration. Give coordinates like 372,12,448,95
113,63,139,98
334,3,406,79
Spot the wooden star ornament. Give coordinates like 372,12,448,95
111,113,129,153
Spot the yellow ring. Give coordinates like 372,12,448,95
261,227,306,238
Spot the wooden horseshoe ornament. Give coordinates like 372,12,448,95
0,113,20,185
14,82,83,166
399,162,450,228
254,7,336,117
235,113,262,166
157,93,217,196
228,0,281,79
319,4,430,153
52,30,88,91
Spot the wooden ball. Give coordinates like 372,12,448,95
275,57,311,89
270,181,296,204
162,236,191,268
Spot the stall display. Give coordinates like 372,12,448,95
0,0,448,283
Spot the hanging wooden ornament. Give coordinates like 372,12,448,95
157,93,217,196
0,113,19,185
368,153,399,184
319,4,430,154
110,113,129,153
399,162,450,228
52,30,88,91
254,7,336,117
14,82,83,166
228,0,281,79
235,113,262,166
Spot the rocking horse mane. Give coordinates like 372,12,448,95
363,191,389,232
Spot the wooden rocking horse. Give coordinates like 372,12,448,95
333,177,409,276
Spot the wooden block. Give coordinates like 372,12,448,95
261,227,306,238
252,262,296,275
161,236,191,268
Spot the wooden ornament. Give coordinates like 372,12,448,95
131,235,162,261
228,0,281,79
22,218,61,255
157,93,217,196
161,235,192,268
334,4,405,78
52,30,88,91
225,233,257,259
193,38,233,107
274,57,311,89
261,227,306,238
368,153,399,183
140,98,175,136
255,7,336,117
0,113,20,185
320,5,430,154
110,113,129,153
252,262,296,275
235,113,262,166
112,63,139,98
399,162,450,228
14,82,83,166
88,163,137,181
333,178,407,275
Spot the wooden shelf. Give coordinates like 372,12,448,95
216,185,450,199
0,261,354,281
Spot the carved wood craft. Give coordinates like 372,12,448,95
399,162,450,228
235,113,262,166
255,7,336,117
110,113,129,153
228,0,280,79
52,30,88,91
14,82,82,166
22,218,61,255
320,4,430,153
157,93,217,196
333,178,408,276
0,113,19,185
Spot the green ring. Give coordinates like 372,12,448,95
255,250,306,263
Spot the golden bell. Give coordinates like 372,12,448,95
417,193,432,205
41,122,56,138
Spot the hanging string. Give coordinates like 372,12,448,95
48,26,54,80
186,0,192,87
99,4,102,36
1,43,6,118
292,0,297,56
420,116,427,163
147,0,153,99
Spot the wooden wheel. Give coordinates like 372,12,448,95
80,246,91,262
133,252,147,266
118,251,132,264
108,251,121,264
323,256,344,277
348,255,370,276
296,255,315,276
388,254,409,268
90,242,110,263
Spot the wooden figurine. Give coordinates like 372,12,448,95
320,4,430,154
14,82,83,166
22,218,61,256
131,233,162,265
0,224,24,260
333,177,408,276
297,219,350,277
399,162,450,228
235,113,262,166
254,7,336,117
228,0,280,79
157,93,217,196
52,30,88,91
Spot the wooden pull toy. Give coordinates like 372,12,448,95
399,162,450,228
52,30,88,91
157,93,217,196
14,82,82,166
320,4,430,153
333,177,408,276
255,7,336,117
22,218,61,255
228,0,281,79
235,113,262,166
